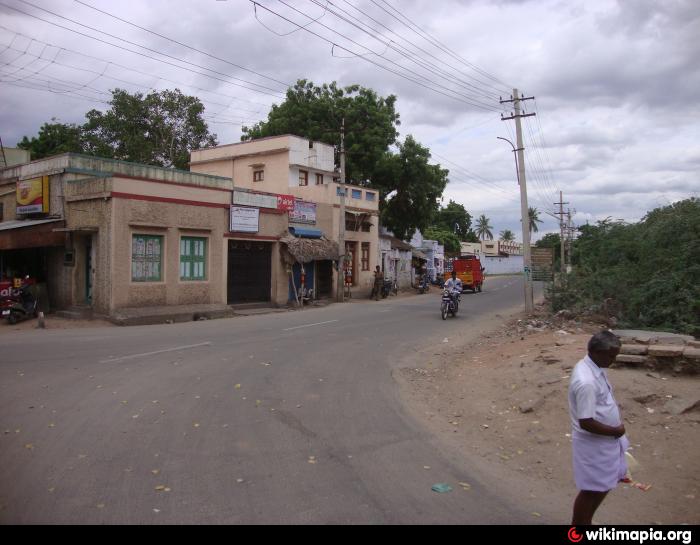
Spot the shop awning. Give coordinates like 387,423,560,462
0,218,66,250
288,227,323,239
412,248,428,260
279,233,340,265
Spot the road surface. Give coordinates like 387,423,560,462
0,275,541,524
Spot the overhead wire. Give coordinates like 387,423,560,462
0,1,287,98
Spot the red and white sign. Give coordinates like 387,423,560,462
277,194,295,211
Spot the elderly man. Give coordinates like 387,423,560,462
568,330,629,525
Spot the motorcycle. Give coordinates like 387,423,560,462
440,288,460,320
381,278,398,298
0,278,38,325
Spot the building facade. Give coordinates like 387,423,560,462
190,135,380,296
0,153,324,317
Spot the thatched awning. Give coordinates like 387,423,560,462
279,233,340,265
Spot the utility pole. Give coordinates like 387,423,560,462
566,208,574,273
501,88,535,313
554,191,569,275
336,118,346,302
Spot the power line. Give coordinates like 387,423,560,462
305,0,503,104
369,0,512,95
250,0,503,112
1,1,287,98
74,0,293,90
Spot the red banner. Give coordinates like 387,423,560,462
277,194,295,211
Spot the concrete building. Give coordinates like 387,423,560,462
0,153,318,318
379,234,413,290
190,135,380,296
409,230,444,282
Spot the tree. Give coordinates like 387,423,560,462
475,214,494,240
528,206,544,234
17,119,84,159
372,135,449,240
242,80,400,184
499,229,515,241
433,200,473,241
423,226,461,254
82,88,217,169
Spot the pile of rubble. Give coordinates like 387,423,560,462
612,330,700,375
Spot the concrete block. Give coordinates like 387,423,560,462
620,344,648,356
683,347,700,360
647,345,685,357
614,354,648,365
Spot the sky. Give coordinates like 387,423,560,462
1,0,698,241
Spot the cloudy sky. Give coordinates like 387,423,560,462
1,0,698,240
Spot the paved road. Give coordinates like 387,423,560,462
0,276,540,524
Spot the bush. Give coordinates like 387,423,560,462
547,198,700,336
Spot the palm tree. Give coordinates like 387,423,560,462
475,214,493,240
528,207,543,234
499,229,515,241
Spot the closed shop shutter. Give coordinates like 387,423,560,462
227,241,272,304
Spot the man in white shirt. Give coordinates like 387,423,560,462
568,330,628,525
444,271,462,310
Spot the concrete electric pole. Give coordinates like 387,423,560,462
501,88,535,313
337,118,346,302
554,191,569,275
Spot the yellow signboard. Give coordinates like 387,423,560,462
16,176,49,214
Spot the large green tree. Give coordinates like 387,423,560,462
83,88,217,169
242,80,399,184
423,226,461,254
17,119,84,159
432,200,474,241
372,135,449,240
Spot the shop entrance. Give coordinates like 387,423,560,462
227,240,272,304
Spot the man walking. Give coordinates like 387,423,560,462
568,330,629,525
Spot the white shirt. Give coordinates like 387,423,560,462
444,278,462,292
568,355,622,436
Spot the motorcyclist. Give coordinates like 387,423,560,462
444,271,462,309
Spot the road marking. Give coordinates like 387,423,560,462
100,342,211,363
283,319,339,331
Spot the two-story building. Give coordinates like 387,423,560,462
190,135,380,298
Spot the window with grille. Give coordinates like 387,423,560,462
253,170,264,182
180,237,207,281
132,234,163,282
361,242,370,271
299,170,309,186
315,173,323,185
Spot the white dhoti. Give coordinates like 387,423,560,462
573,432,629,492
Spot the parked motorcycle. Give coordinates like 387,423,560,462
440,288,460,320
381,279,398,298
0,278,38,325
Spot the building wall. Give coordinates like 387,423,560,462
483,254,523,275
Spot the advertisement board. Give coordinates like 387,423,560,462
16,176,49,214
230,206,259,233
289,200,317,224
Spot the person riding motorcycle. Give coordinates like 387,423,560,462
444,271,462,309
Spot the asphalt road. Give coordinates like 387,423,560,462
0,276,541,524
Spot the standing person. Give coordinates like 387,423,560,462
568,330,628,525
371,265,383,301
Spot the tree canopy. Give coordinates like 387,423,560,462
372,135,449,240
18,89,217,170
242,80,400,185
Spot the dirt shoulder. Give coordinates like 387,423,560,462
396,306,700,525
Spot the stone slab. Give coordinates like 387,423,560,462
620,344,648,356
614,354,648,365
647,345,685,357
683,347,700,360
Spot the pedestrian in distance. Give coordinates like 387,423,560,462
371,265,383,301
568,330,628,525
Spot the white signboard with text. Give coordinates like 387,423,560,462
230,206,259,233
233,190,277,210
